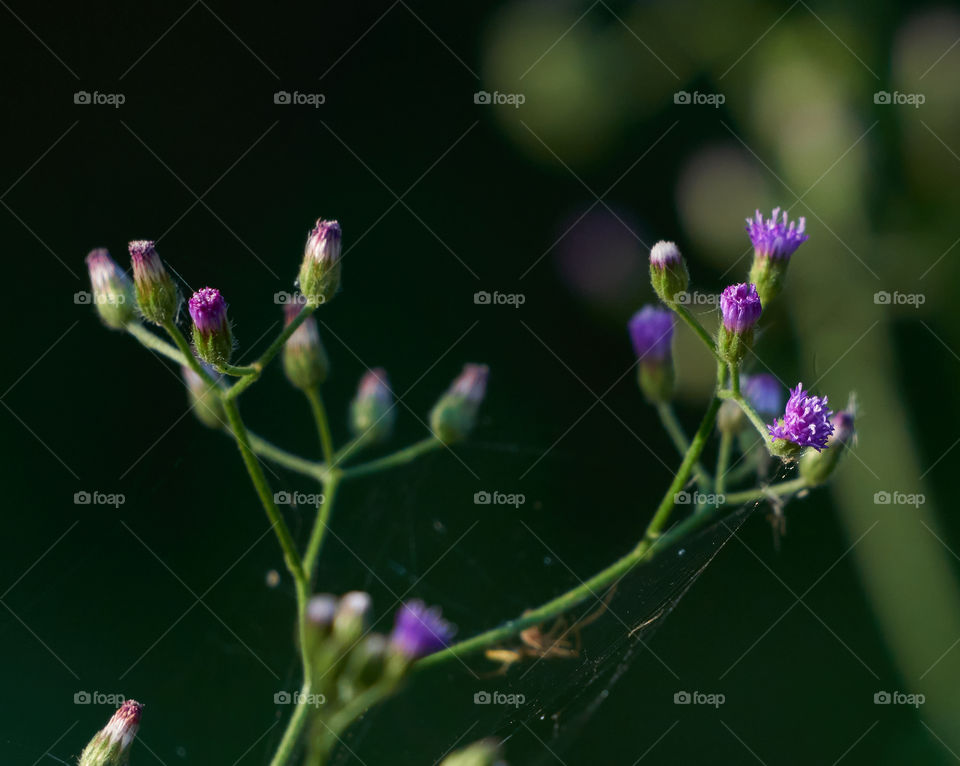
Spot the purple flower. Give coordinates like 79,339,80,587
628,305,674,361
720,283,762,333
188,287,228,336
742,374,783,417
649,240,682,269
389,599,455,658
746,208,808,261
768,383,835,451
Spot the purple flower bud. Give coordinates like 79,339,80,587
188,287,233,368
746,208,808,307
350,368,396,443
430,364,490,443
742,374,784,418
648,240,689,304
628,305,674,362
768,383,835,455
282,301,329,389
720,283,762,333
78,699,143,766
389,599,455,659
129,240,178,325
85,249,135,329
298,219,342,306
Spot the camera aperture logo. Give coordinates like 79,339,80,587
74,690,125,706
274,90,326,108
473,690,525,707
673,690,725,708
274,491,326,507
474,90,525,108
474,290,525,308
474,490,525,508
274,690,326,707
674,90,725,108
874,690,924,708
74,90,126,108
74,490,125,508
874,91,924,108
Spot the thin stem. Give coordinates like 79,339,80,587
655,403,712,487
719,390,772,446
340,437,443,481
332,434,371,467
673,303,722,362
303,473,340,581
162,320,215,385
722,477,807,505
245,431,325,479
219,362,261,376
126,323,186,365
305,387,336,465
268,682,313,766
715,430,733,495
730,364,741,396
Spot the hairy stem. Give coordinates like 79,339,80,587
126,323,186,365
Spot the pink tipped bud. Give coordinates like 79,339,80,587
298,219,342,306
79,700,143,766
188,287,233,368
350,368,395,443
430,364,489,443
128,240,178,325
84,249,135,329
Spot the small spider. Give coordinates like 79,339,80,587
483,589,614,675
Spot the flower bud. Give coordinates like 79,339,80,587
717,283,762,366
440,740,507,766
337,633,389,701
85,249,136,329
332,591,373,646
188,288,233,368
648,240,689,305
628,305,675,403
430,364,489,444
768,383,834,460
78,699,143,766
182,363,224,428
746,208,808,307
388,599,455,661
800,401,855,485
282,302,330,389
129,240,178,325
298,219,341,307
350,368,395,443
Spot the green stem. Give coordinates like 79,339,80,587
245,431,324,479
309,680,400,765
303,473,341,582
219,363,261,376
339,437,443,481
715,430,733,495
655,403,712,487
332,435,370,467
162,320,215,385
305,387,336,465
730,364,741,396
719,390,772,446
126,323,186,365
722,477,807,505
268,682,313,766
673,303,722,362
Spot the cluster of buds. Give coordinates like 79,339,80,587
78,700,143,766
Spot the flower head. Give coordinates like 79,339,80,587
430,364,490,443
768,383,835,452
628,305,674,362
742,374,784,418
188,287,233,367
720,283,762,334
85,248,135,329
298,219,342,306
746,208,808,261
648,240,689,304
389,599,455,659
78,699,143,766
350,368,395,443
128,239,178,325
282,300,329,389
649,240,683,268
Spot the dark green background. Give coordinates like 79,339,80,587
2,1,959,764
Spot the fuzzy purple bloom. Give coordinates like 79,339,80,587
768,383,835,451
742,374,783,417
305,219,342,266
389,600,455,658
628,305,674,362
188,287,228,336
649,240,682,269
720,283,762,333
128,240,165,282
746,208,808,260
